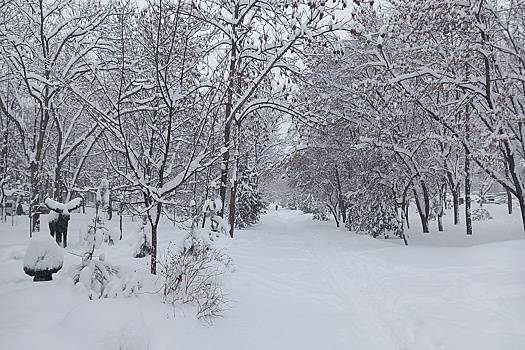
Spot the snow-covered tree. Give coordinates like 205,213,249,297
0,0,109,233
235,167,266,228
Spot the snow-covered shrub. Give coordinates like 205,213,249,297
73,255,142,299
235,168,266,228
472,208,492,221
23,235,64,281
133,216,152,258
159,222,231,322
202,197,229,236
346,195,402,238
96,178,110,212
313,209,329,221
71,179,140,298
82,215,107,260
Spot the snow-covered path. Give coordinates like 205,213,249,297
1,209,524,350
221,210,525,350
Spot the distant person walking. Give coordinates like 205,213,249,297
275,204,278,211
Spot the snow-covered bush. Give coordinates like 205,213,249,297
472,208,492,221
71,179,140,298
133,216,152,258
235,168,266,228
346,195,402,238
73,255,142,299
313,209,329,221
202,197,229,236
96,179,110,212
79,179,115,258
23,235,64,281
82,215,107,260
159,220,231,322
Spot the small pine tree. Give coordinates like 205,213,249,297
235,168,266,228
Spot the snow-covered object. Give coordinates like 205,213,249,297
45,197,83,216
48,210,60,223
85,223,105,251
74,260,142,299
472,208,492,221
133,218,152,258
23,235,64,281
96,179,110,207
202,197,222,215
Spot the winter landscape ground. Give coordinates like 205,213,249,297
1,203,524,350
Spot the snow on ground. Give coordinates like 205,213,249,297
0,205,524,350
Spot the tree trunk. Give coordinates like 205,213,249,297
219,5,239,218
107,199,113,220
452,187,460,225
438,183,445,232
327,204,340,228
413,179,430,233
150,223,157,275
413,196,429,233
399,207,408,246
227,122,240,238
518,195,525,234
219,119,232,218
334,165,346,223
30,161,40,234
53,164,63,202
119,202,124,240
404,200,410,229
465,112,472,236
505,166,513,214
507,191,513,214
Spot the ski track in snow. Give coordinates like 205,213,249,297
0,209,524,350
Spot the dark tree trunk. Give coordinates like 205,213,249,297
437,183,445,232
53,165,63,202
219,119,232,218
150,224,157,275
413,180,430,234
452,187,460,225
107,199,112,220
465,124,472,236
219,5,239,219
227,122,241,238
327,204,340,228
404,200,410,229
334,165,346,223
503,164,513,214
30,161,40,234
507,191,513,214
119,202,124,240
518,195,525,234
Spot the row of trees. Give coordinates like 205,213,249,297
0,0,349,273
285,0,525,240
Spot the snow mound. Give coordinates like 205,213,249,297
472,208,492,221
23,235,64,271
